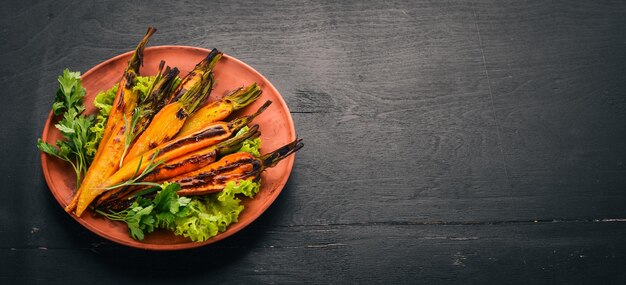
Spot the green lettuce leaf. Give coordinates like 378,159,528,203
174,179,260,242
234,126,262,157
85,84,117,157
133,76,155,102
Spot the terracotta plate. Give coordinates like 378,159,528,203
40,46,296,250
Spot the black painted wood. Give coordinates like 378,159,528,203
2,0,626,283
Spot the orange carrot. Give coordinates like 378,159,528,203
117,63,181,166
66,27,156,215
122,73,213,164
73,125,128,216
100,27,157,150
121,50,222,164
169,48,222,103
140,124,260,182
97,136,302,208
100,101,271,190
132,62,181,135
176,83,262,138
173,138,303,196
93,125,261,207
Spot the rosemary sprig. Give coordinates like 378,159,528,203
106,149,164,190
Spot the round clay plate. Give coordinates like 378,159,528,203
40,46,296,250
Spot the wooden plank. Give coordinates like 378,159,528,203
472,0,626,220
3,221,626,284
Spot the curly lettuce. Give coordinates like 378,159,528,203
133,75,155,102
170,130,262,242
98,180,261,242
85,84,117,157
174,180,260,242
235,126,262,157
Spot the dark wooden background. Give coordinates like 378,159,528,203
2,0,626,284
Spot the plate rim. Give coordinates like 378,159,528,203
40,45,296,250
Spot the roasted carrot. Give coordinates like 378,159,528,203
134,62,181,132
93,125,261,207
176,83,262,138
95,134,301,210
118,63,181,166
96,192,140,212
90,61,211,210
169,48,222,103
122,49,222,165
173,138,303,196
100,101,272,190
141,124,260,182
66,27,156,215
174,152,259,196
122,73,213,164
99,27,157,152
122,50,222,164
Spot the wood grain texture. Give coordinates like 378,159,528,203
1,0,626,283
4,222,626,284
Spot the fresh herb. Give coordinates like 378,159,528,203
37,69,95,186
37,71,157,187
96,182,191,240
52,69,87,115
97,180,260,241
104,149,164,190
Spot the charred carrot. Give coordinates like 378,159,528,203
93,125,261,207
122,72,213,164
176,83,262,138
134,62,181,132
96,134,300,209
99,27,157,152
141,124,260,182
169,48,222,103
96,186,149,212
173,138,303,196
100,101,272,190
66,27,156,215
118,63,181,166
122,51,222,164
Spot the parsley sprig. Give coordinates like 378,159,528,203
96,183,190,240
37,69,96,186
